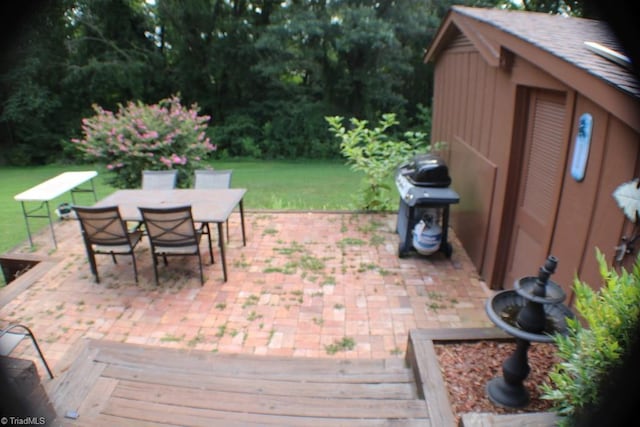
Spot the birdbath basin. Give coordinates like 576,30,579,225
486,289,574,343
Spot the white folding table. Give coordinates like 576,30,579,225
14,171,98,248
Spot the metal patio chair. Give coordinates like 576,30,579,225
194,169,234,240
0,324,54,379
139,205,213,286
73,205,143,283
194,169,232,189
142,170,178,190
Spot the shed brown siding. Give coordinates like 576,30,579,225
432,33,502,272
433,34,496,160
551,109,640,299
429,14,640,293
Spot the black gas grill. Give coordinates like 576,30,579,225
395,153,460,257
399,153,452,188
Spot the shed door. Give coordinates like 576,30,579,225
504,90,567,288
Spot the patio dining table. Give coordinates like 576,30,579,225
93,188,247,282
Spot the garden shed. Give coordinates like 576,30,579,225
424,6,640,298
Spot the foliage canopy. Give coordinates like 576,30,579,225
0,0,590,164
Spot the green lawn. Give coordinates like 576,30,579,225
0,160,363,254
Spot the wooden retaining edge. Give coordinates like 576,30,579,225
405,327,558,427
460,412,558,427
0,254,58,309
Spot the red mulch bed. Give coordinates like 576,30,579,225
434,340,560,424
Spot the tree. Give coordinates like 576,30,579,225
519,0,600,17
0,1,70,164
62,0,165,113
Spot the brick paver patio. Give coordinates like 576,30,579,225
1,211,493,379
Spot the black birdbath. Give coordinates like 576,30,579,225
485,255,575,408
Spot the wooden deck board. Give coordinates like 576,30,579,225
104,397,430,427
111,379,428,419
65,412,179,427
45,341,106,417
74,377,117,419
460,411,558,426
93,340,409,376
48,339,430,426
103,364,420,399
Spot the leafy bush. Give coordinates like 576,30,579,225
210,113,262,159
72,95,216,188
326,113,430,211
262,101,337,159
541,250,640,425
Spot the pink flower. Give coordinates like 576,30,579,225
204,140,217,151
159,156,173,167
170,153,187,165
143,131,159,140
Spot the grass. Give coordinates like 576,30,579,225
325,336,356,355
0,159,363,255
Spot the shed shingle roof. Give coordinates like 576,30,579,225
452,6,639,99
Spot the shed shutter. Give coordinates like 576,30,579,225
504,89,567,288
521,95,566,225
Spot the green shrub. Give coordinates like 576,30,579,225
210,113,262,159
262,101,336,159
326,113,430,211
540,250,640,425
72,95,216,188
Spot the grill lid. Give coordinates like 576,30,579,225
399,153,451,187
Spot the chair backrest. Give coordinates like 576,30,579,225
139,206,199,248
1,324,54,378
0,328,25,356
142,170,178,190
194,169,232,189
73,206,131,246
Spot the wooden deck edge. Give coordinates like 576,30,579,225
45,339,106,417
0,256,58,309
460,411,558,426
406,330,456,427
406,328,557,427
408,327,512,342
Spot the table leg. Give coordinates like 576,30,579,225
20,202,34,248
239,199,246,246
70,179,98,204
217,222,227,282
45,201,57,248
90,178,98,202
20,201,57,249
